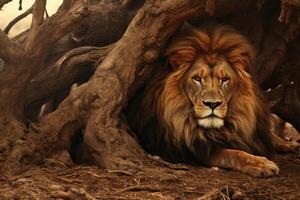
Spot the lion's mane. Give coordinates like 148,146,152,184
127,24,274,164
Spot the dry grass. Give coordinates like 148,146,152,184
0,154,299,200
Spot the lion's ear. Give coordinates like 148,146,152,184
167,22,196,70
169,53,183,70
169,51,195,70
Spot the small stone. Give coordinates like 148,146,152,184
211,167,219,171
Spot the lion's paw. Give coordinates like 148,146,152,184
278,141,300,153
282,123,300,143
243,156,279,177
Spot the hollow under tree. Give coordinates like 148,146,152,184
0,0,299,179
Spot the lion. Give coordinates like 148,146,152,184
126,23,299,177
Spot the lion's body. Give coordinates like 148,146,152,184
127,24,284,176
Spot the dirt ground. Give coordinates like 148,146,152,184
0,153,299,200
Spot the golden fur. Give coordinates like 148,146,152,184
127,24,274,164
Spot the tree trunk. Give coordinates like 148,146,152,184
0,0,89,175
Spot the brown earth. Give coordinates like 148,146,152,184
1,153,299,200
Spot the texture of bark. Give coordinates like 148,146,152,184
0,0,89,175
262,0,300,129
0,0,143,176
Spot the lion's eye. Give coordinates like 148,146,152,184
221,77,230,84
192,76,202,85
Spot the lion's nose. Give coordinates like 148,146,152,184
203,101,223,109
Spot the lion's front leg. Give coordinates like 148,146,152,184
206,149,279,177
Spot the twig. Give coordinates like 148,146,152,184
18,0,22,10
55,176,86,184
4,4,34,34
196,188,224,200
151,193,170,200
24,0,88,59
51,187,96,200
196,186,246,200
114,185,162,194
107,169,134,176
149,155,190,170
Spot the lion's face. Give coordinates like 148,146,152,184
181,57,237,129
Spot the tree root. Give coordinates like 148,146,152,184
114,185,162,194
51,187,96,200
197,186,248,200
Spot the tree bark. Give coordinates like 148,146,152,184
0,0,89,175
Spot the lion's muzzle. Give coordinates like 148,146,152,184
195,100,227,129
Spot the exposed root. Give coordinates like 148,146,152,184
114,185,162,194
51,187,96,200
197,186,248,200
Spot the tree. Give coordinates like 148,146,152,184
0,0,299,199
